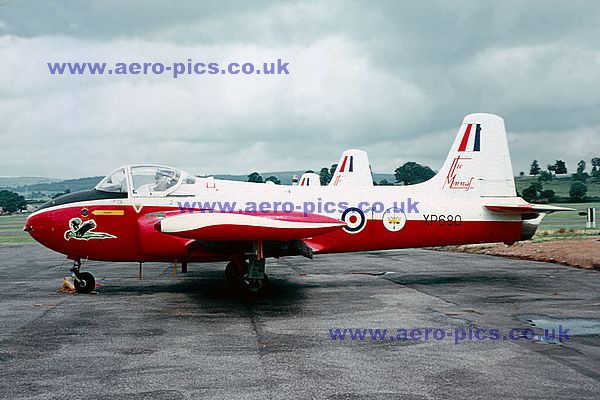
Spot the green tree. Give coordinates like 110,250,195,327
569,182,587,201
329,164,338,177
521,186,539,202
519,171,525,177
394,162,436,185
553,160,567,174
540,189,556,202
0,190,26,213
521,182,543,202
591,158,600,182
572,171,589,183
319,167,332,185
538,170,553,182
265,176,281,185
529,160,541,175
247,172,263,183
572,160,589,182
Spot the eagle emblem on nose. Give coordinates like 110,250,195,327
64,218,117,241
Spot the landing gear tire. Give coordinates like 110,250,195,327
73,271,95,294
225,257,248,284
226,248,269,295
244,274,269,294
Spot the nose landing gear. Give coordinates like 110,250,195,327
225,254,247,282
225,241,270,294
70,260,96,294
244,256,269,294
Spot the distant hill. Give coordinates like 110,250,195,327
0,176,59,188
5,177,103,194
373,173,397,184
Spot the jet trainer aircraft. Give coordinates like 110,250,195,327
25,114,570,294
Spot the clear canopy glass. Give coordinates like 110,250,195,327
95,167,128,193
95,165,198,197
131,165,181,196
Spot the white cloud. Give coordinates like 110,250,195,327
0,33,431,178
1,1,600,179
461,43,600,111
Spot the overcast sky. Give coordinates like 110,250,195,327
1,0,600,179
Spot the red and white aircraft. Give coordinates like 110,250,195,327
25,114,569,293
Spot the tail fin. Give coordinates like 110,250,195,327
299,172,321,187
330,149,374,187
436,113,516,197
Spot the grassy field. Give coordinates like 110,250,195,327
533,201,600,240
0,214,33,245
513,177,600,239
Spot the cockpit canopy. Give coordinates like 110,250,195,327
95,167,128,193
130,166,181,196
95,165,198,197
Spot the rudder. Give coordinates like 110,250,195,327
435,113,516,197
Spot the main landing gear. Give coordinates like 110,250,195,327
225,241,269,294
70,259,96,294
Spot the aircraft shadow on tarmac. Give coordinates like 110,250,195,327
95,270,310,307
388,273,527,286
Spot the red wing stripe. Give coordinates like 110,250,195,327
458,124,472,152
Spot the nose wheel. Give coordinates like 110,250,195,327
225,241,270,294
244,271,270,294
225,255,248,283
70,260,96,294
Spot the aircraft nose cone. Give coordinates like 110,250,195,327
24,213,46,240
23,211,68,255
23,215,34,233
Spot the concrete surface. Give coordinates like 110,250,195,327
0,244,599,399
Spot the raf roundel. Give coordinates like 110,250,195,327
382,207,407,232
341,207,366,234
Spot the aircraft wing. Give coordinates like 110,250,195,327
485,204,575,214
155,211,345,241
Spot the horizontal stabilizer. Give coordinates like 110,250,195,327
485,204,575,214
155,211,345,241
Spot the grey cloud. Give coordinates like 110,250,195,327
0,0,269,40
1,0,600,178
